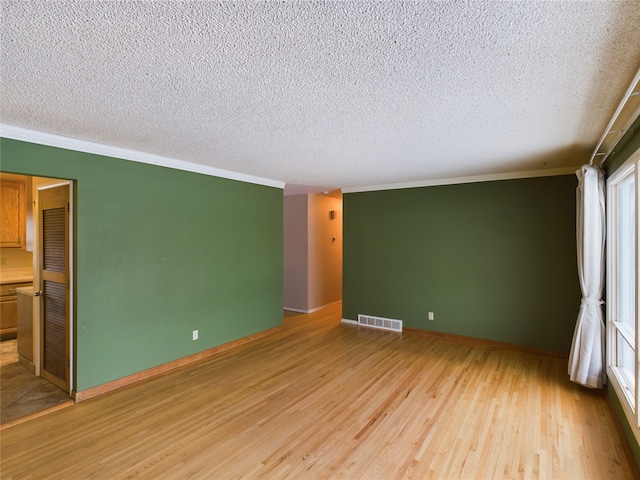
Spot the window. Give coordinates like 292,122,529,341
607,147,639,441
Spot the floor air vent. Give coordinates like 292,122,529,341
357,314,403,332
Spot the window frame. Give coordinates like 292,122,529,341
607,146,640,444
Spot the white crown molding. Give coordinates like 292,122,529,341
0,124,285,189
341,166,582,193
1,124,582,193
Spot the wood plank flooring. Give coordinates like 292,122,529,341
0,303,636,479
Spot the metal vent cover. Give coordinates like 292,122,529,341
357,314,403,332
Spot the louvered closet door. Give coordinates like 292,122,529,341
39,184,70,392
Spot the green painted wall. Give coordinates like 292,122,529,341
343,174,580,352
1,138,284,392
605,124,640,470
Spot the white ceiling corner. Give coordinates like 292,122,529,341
1,1,639,191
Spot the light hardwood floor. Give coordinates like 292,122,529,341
1,303,636,479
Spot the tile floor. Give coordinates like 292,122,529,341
1,339,70,425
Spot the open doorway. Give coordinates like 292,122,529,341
283,187,343,314
0,173,73,425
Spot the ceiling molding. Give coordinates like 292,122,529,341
590,67,640,167
0,124,285,189
342,166,581,194
0,124,581,193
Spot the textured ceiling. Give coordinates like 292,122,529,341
2,1,640,190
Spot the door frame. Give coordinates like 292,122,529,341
33,179,74,394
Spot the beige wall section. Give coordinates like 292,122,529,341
308,191,342,311
283,190,343,313
283,194,309,311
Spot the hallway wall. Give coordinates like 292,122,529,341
284,191,342,312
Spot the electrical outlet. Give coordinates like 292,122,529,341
428,312,434,321
192,330,198,341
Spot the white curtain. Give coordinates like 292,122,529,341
568,165,606,388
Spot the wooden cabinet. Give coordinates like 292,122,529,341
0,178,27,248
0,282,32,340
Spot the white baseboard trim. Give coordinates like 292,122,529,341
284,300,342,314
308,300,341,313
341,318,358,325
284,307,309,313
